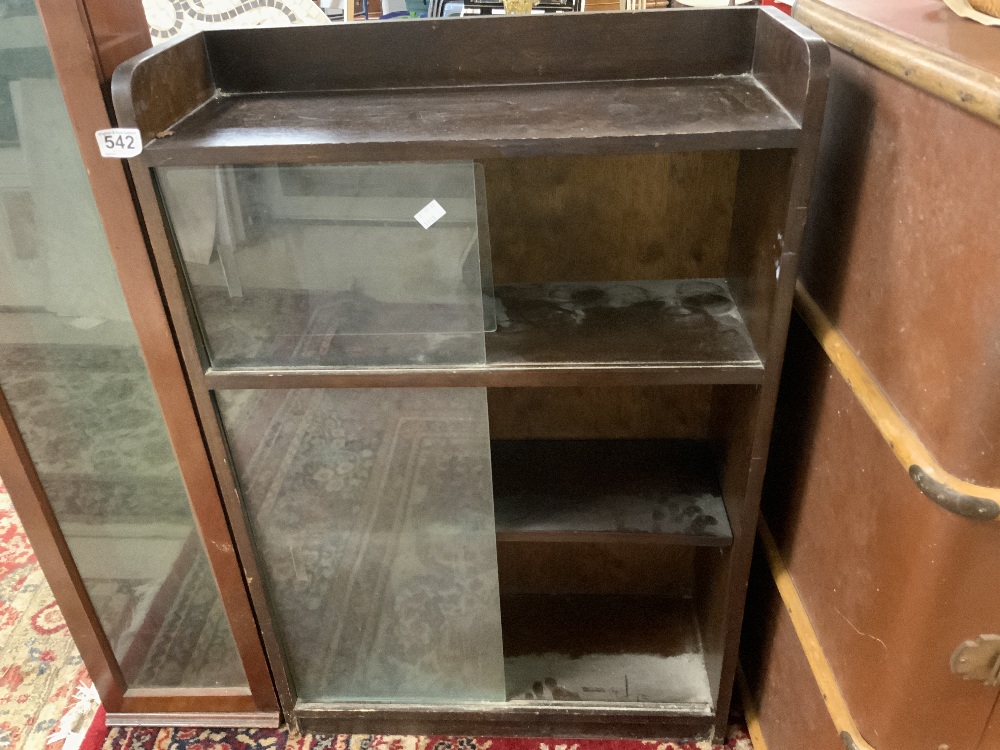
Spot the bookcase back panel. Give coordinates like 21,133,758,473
482,152,739,284
488,386,713,440
498,541,695,598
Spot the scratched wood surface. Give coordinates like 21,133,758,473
483,152,740,283
487,385,714,440
497,541,696,597
491,439,732,546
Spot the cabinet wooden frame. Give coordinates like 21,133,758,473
0,0,279,724
110,8,828,738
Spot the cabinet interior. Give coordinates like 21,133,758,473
477,150,759,708
490,385,730,711
191,150,778,714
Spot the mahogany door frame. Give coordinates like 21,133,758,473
0,0,280,724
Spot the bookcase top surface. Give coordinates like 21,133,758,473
112,8,828,166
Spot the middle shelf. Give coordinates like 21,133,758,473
203,279,763,389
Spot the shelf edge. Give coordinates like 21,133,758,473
139,128,804,167
203,362,765,390
495,530,732,547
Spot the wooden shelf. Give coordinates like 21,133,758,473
501,594,713,712
492,439,731,546
112,11,820,167
133,76,800,166
202,279,763,388
489,279,759,380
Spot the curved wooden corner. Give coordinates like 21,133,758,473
110,32,213,141
793,0,1000,129
758,518,877,750
794,280,1000,522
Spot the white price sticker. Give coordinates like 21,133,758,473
414,199,446,229
95,128,143,158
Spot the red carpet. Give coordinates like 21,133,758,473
0,480,101,750
80,706,108,750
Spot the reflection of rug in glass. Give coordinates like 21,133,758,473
194,285,485,368
218,388,506,703
128,534,247,688
0,342,245,687
0,344,187,523
71,534,245,689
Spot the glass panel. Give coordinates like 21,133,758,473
0,7,247,689
216,387,506,703
157,163,495,369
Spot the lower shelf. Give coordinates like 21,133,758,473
294,594,716,735
294,701,716,738
492,439,732,546
501,594,713,713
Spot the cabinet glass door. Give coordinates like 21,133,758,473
216,387,506,703
156,163,494,369
0,6,246,689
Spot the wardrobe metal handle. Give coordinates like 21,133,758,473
908,465,1000,521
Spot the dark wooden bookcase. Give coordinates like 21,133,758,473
113,9,827,739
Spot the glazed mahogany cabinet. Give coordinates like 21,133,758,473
0,0,279,726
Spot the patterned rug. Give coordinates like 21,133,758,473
103,727,753,750
0,480,101,750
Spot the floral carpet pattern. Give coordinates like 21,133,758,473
0,480,98,750
103,728,753,750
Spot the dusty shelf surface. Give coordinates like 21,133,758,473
142,75,801,165
502,594,713,712
492,439,732,546
199,278,763,386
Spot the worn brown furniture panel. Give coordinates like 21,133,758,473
742,546,844,750
487,385,713,440
111,11,823,166
981,701,1000,750
484,152,738,284
800,46,1000,487
797,0,1000,97
497,542,695,597
751,4,1000,745
762,316,1000,750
